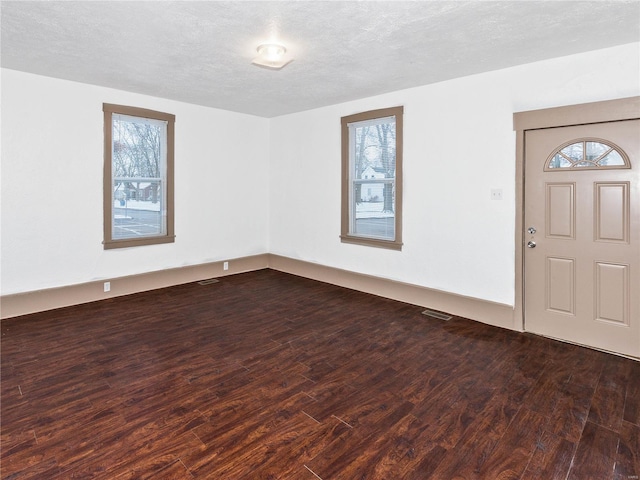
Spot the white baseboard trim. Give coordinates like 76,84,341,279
1,253,516,332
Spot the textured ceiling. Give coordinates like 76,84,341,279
2,1,639,117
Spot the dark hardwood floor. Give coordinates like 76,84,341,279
1,269,638,479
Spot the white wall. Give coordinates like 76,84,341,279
269,43,640,306
3,43,638,303
1,69,270,295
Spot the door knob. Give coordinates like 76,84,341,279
527,241,536,248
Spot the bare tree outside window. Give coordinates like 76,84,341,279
113,116,163,212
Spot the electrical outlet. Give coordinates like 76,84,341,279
104,281,111,292
491,189,503,200
223,261,229,271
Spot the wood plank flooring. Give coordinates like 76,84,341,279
1,269,638,479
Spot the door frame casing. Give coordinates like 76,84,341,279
513,96,640,332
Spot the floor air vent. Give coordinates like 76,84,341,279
421,309,453,321
197,278,220,286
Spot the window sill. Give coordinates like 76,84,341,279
103,235,175,250
340,235,403,251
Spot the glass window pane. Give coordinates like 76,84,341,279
112,115,167,240
352,121,396,180
353,183,395,239
560,142,583,162
598,150,625,166
113,115,166,180
547,139,629,171
113,179,164,239
586,141,609,160
549,154,572,169
349,116,397,241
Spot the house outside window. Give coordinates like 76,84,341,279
341,106,403,250
103,103,175,249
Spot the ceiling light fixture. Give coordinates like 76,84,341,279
252,43,293,70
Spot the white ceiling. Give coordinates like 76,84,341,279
2,1,639,118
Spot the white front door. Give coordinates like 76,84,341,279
524,119,640,357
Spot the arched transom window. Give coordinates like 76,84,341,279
546,138,630,171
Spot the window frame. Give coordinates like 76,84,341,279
103,103,175,249
340,106,403,250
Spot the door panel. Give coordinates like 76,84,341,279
594,182,629,243
546,257,575,315
546,183,575,238
594,262,628,325
524,119,639,357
